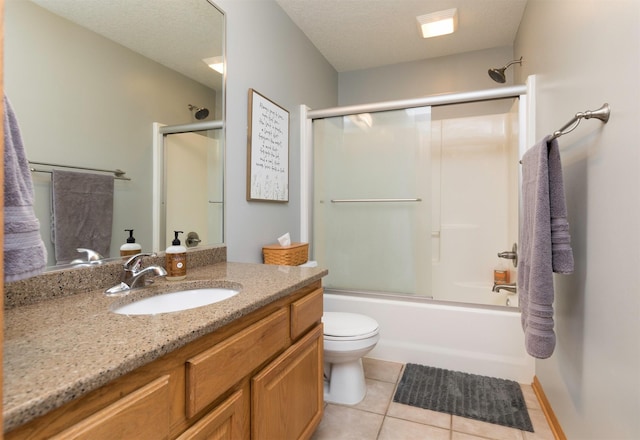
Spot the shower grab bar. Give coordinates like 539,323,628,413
330,198,422,203
28,161,131,181
550,103,610,140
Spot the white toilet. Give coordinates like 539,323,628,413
322,312,380,405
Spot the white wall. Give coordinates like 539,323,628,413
515,1,640,438
214,0,338,263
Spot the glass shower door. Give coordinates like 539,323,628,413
313,107,434,296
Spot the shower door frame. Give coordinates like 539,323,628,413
300,79,536,292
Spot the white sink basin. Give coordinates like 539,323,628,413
112,287,240,316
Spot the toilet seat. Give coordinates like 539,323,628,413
323,312,379,341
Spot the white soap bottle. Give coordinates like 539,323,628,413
166,230,187,281
120,229,142,257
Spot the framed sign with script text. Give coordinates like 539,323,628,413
246,89,290,202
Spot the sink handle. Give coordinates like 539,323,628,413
124,252,157,270
105,282,131,296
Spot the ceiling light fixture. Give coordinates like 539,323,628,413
202,56,224,74
417,8,458,39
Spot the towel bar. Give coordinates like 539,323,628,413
550,103,610,140
29,161,131,181
330,198,422,203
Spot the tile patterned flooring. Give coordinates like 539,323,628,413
311,358,555,440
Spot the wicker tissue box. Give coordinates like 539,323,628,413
262,242,309,266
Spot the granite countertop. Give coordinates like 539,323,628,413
3,261,327,432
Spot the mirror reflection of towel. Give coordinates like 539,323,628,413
52,170,114,264
3,95,47,282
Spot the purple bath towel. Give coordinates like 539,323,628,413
3,96,47,281
518,135,574,359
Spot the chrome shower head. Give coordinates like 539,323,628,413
488,68,507,83
488,57,523,83
188,104,210,120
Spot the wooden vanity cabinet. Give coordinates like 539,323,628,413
50,375,172,440
177,386,250,440
252,324,323,439
6,281,324,440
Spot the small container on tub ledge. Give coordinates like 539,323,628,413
493,262,510,285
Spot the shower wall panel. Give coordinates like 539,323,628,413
431,111,519,305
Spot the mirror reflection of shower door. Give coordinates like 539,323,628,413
313,107,433,296
164,131,223,247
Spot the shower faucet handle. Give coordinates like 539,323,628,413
497,243,518,268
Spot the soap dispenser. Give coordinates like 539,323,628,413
120,229,142,257
166,231,187,281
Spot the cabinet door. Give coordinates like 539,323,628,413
252,324,323,440
177,387,249,440
50,375,171,440
186,308,289,418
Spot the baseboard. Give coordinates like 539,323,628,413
532,376,567,440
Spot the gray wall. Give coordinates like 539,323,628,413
214,0,337,262
515,0,640,438
338,46,515,105
337,46,520,121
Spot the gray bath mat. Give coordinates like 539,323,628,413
393,364,534,432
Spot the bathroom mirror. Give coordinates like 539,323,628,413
4,0,225,267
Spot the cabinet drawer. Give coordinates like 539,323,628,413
290,288,323,340
177,387,249,440
51,375,171,440
186,308,289,417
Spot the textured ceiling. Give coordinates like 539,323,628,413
29,0,527,84
275,0,528,72
29,0,224,91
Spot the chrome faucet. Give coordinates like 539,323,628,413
105,253,167,295
492,282,517,294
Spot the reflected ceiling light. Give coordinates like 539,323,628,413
417,8,458,38
348,113,373,129
202,56,224,74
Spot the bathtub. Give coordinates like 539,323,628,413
324,291,535,383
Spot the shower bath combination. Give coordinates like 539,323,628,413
188,104,210,120
488,57,523,83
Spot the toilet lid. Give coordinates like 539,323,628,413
322,312,379,338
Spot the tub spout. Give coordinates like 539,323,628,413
492,283,517,294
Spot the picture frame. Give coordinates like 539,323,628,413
246,88,290,202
